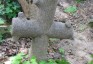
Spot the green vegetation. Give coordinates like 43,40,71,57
0,0,21,23
59,48,65,58
0,3,4,16
88,60,93,64
87,54,93,64
0,0,17,44
0,17,5,24
64,6,77,13
0,25,11,44
11,53,70,64
88,22,93,28
11,49,70,64
75,0,86,3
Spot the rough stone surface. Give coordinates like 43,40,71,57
12,0,73,60
12,18,73,39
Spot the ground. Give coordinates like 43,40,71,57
55,0,93,64
0,0,93,64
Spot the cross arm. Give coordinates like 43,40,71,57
47,22,73,39
11,17,42,38
12,19,73,40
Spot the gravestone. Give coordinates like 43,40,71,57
12,0,73,60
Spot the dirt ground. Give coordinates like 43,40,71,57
55,0,93,64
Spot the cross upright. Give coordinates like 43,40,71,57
12,0,73,60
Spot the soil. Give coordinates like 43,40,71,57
55,0,93,64
1,0,93,64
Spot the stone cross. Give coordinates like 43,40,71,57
11,0,73,60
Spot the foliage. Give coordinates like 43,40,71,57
87,54,93,64
11,53,25,64
0,34,3,44
64,6,77,13
88,22,93,28
59,48,65,58
59,48,65,54
56,59,70,64
0,17,5,24
88,60,93,64
0,0,21,22
75,0,86,3
0,3,4,15
0,25,11,44
11,53,70,64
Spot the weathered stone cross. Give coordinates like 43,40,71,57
12,0,73,60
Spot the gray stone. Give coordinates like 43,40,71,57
12,0,73,60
